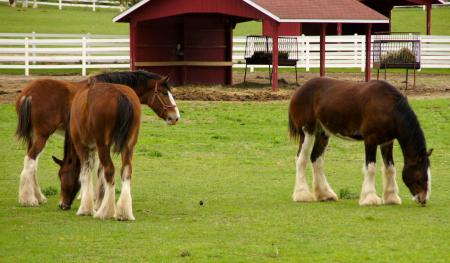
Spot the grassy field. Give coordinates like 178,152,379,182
1,99,450,262
1,4,449,35
0,4,127,34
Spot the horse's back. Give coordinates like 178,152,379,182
289,77,405,139
71,83,141,148
16,79,83,135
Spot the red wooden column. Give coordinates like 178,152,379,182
426,3,432,35
226,23,233,85
320,23,327,77
365,23,372,82
130,20,137,71
336,23,342,35
271,21,279,92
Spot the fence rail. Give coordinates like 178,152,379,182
0,0,122,11
1,33,449,76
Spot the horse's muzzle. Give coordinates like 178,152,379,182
413,191,428,207
166,116,179,125
59,202,71,210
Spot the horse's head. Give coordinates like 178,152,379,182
146,76,180,125
52,154,81,210
402,149,432,206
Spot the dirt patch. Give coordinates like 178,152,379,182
1,71,449,104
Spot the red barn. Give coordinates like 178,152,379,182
114,0,388,90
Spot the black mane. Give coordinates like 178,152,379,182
93,70,161,91
394,95,427,158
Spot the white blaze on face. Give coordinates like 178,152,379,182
168,91,180,120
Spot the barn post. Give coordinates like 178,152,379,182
365,23,372,82
130,20,137,71
336,23,342,35
320,23,327,77
426,3,432,35
271,21,279,92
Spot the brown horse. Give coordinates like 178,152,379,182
288,77,432,206
53,75,179,215
66,82,140,220
16,71,179,207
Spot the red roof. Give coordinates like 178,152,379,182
114,0,388,23
250,0,389,21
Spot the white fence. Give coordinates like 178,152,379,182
1,33,449,76
0,0,122,11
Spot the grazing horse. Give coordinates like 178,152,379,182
15,71,179,207
66,82,141,220
53,77,179,217
288,77,432,206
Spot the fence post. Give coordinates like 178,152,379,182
360,36,365,72
353,33,358,67
32,31,36,65
59,0,62,10
82,37,86,76
86,33,91,65
305,36,310,72
24,37,29,76
92,0,96,12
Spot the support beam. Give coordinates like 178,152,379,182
271,21,279,92
336,23,342,35
320,23,327,77
389,8,392,33
426,4,432,35
130,21,136,71
365,24,372,82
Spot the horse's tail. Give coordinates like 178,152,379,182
288,112,301,142
112,94,134,154
16,96,33,145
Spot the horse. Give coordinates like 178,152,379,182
15,70,179,207
52,75,179,216
288,77,432,206
60,82,141,220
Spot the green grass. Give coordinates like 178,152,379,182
1,4,449,35
392,6,450,35
1,99,450,262
0,4,127,34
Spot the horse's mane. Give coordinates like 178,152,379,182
394,95,427,156
93,71,161,91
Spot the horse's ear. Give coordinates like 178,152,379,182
52,156,63,167
162,75,170,84
427,148,433,157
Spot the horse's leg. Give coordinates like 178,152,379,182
94,144,115,219
115,147,135,221
311,132,337,201
292,131,316,202
19,135,47,206
76,149,95,216
94,164,105,211
380,142,401,205
359,143,382,206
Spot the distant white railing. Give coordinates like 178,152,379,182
0,0,123,11
1,33,449,76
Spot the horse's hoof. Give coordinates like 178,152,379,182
359,194,382,206
315,189,338,201
93,204,115,220
76,207,93,216
292,191,316,202
36,193,47,204
383,193,402,205
19,197,39,207
114,212,135,221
